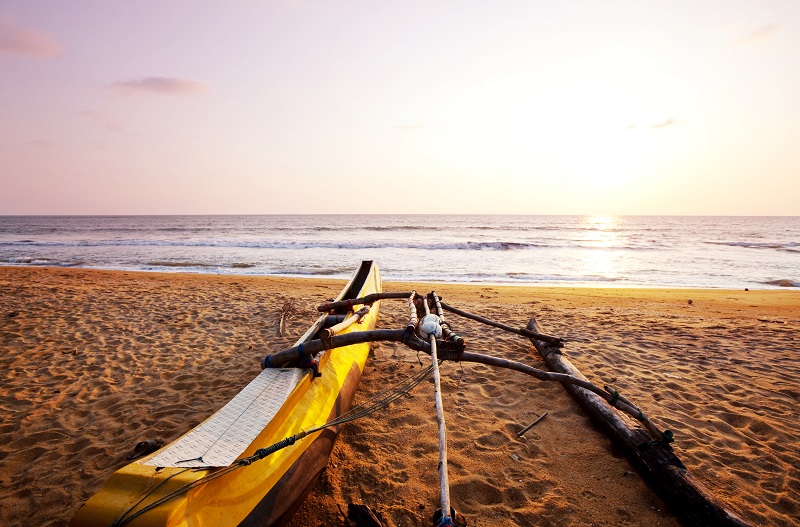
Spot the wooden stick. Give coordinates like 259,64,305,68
407,291,418,329
429,329,452,525
319,306,370,340
322,315,346,328
440,302,563,346
264,331,648,431
261,329,462,369
277,300,296,337
263,329,405,368
524,318,751,527
317,292,414,312
431,292,465,349
451,351,654,432
517,412,548,437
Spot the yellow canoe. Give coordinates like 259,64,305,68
70,261,382,527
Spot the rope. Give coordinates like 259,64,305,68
643,429,675,448
110,469,190,527
110,364,435,526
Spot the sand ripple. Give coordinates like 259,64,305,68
1,269,797,527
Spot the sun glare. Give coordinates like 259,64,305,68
578,215,624,280
583,215,622,247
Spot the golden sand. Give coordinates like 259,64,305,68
0,267,797,527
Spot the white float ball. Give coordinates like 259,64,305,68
417,314,442,339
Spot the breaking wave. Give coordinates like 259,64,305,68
706,241,799,253
761,279,800,288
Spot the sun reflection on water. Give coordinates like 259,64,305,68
583,215,621,244
581,215,624,281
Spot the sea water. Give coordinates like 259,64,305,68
0,215,797,289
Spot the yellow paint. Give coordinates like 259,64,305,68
70,263,382,527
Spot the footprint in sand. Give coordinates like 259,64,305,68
450,476,503,506
474,430,508,450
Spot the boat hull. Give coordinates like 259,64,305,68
70,261,381,527
238,361,363,527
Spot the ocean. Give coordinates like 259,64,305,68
0,215,797,289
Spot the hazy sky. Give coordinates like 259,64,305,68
1,1,798,215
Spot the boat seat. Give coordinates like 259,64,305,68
145,368,303,468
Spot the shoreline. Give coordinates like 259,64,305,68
1,266,798,526
3,263,798,292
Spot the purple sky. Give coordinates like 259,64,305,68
1,1,799,215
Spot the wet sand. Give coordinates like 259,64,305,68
0,267,797,526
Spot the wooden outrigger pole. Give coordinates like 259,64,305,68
524,318,750,527
262,291,753,527
422,292,454,526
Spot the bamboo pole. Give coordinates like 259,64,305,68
407,291,418,330
440,302,563,346
261,330,657,434
317,292,416,312
260,329,463,369
323,315,346,327
431,292,465,349
319,306,370,340
421,291,452,527
264,295,751,527
429,332,452,526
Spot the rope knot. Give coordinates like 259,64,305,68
641,429,676,450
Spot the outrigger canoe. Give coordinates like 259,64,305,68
70,260,382,527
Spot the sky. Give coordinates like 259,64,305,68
1,0,798,215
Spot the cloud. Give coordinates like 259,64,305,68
107,76,207,96
651,118,677,129
26,139,52,148
747,23,779,43
0,15,61,57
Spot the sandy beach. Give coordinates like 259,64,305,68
1,266,798,527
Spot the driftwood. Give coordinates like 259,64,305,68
277,300,297,337
525,318,751,527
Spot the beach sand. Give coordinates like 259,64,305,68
1,267,797,527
